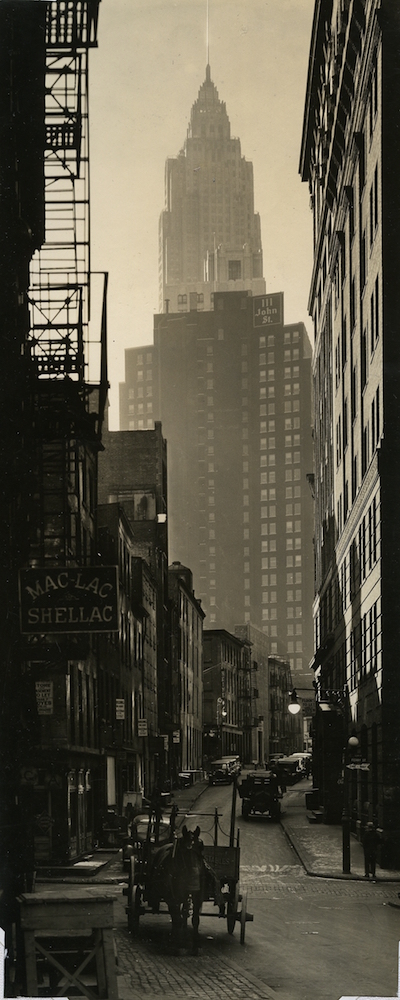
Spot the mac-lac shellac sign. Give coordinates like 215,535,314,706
19,566,119,634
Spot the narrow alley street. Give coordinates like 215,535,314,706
70,778,400,1000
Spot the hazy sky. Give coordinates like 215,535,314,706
89,0,315,428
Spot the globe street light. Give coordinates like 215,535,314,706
288,689,301,715
217,696,227,755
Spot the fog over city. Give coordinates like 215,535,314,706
89,0,314,427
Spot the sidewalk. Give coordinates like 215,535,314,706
280,781,400,883
36,779,210,886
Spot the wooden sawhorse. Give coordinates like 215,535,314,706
18,889,118,1000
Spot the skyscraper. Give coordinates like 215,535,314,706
120,67,314,691
120,291,314,690
158,65,266,314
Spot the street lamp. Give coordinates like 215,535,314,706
217,696,227,755
315,684,359,874
288,689,301,715
342,733,360,874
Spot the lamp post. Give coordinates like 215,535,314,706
342,733,360,874
316,684,359,874
217,696,227,756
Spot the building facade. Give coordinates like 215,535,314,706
0,2,111,879
97,422,170,748
234,623,270,764
203,629,253,765
158,64,266,314
168,562,205,775
268,656,301,758
119,291,314,692
300,0,400,862
96,504,159,814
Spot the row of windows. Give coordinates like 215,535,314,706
317,496,379,643
128,419,154,430
349,600,380,691
136,353,152,365
128,403,153,415
287,623,302,634
335,277,380,395
128,386,152,399
335,384,379,470
177,293,204,305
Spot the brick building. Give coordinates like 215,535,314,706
168,562,205,775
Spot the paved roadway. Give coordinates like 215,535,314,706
113,782,400,1000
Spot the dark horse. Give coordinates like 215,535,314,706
146,825,215,954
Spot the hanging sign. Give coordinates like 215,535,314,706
116,699,125,720
138,719,148,737
19,566,119,634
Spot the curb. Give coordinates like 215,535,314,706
280,819,400,882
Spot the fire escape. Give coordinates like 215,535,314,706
28,0,106,414
26,1,107,570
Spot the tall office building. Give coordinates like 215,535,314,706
158,65,266,314
120,65,314,691
300,0,400,860
120,291,314,690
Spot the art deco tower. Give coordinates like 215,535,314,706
158,65,266,313
120,64,315,696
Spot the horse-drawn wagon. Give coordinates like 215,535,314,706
124,782,252,952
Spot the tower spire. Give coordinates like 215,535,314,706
206,0,210,72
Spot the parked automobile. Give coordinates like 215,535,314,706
220,755,241,776
274,755,303,786
208,757,240,785
238,770,281,821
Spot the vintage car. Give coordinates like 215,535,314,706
208,757,240,785
238,769,281,821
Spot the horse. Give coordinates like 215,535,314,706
146,825,216,954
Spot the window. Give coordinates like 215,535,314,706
360,231,366,291
369,56,378,139
350,276,356,331
342,316,347,366
370,276,379,354
335,336,341,390
351,364,357,422
361,329,367,391
228,260,241,280
343,398,348,450
370,602,378,671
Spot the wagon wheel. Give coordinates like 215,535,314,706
227,883,239,934
240,891,248,945
127,857,141,934
132,885,142,933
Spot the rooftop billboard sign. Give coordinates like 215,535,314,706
253,292,284,328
